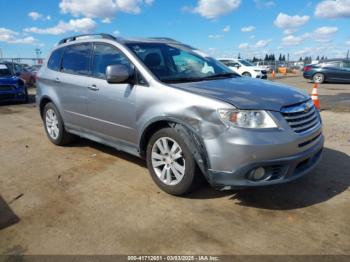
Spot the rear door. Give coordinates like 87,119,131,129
340,61,350,82
57,43,92,130
322,61,342,81
86,43,138,146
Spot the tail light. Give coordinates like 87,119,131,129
304,65,313,71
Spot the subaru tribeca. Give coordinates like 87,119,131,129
36,34,323,195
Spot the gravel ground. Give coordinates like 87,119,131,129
0,78,349,255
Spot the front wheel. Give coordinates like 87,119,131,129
313,73,325,84
146,128,199,195
242,72,252,77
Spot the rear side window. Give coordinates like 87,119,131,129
48,48,64,71
323,62,341,68
61,43,92,75
92,43,131,79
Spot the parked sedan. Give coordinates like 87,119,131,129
0,63,28,103
303,60,350,83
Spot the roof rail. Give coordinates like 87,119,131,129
147,37,179,42
58,33,117,45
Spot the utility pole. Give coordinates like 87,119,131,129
0,48,3,60
35,48,42,64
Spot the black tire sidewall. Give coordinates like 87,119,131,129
146,128,197,196
43,102,65,145
243,72,252,77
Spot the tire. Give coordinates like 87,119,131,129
23,87,29,103
43,102,75,146
313,73,325,84
242,72,252,77
146,128,199,196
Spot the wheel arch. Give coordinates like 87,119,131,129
139,117,210,178
39,96,53,119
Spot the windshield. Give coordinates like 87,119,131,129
126,42,238,83
238,59,254,67
0,64,12,77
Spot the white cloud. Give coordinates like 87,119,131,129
0,27,38,45
315,0,350,18
24,18,96,35
113,30,121,36
222,25,231,32
238,39,271,49
281,27,338,46
28,11,51,21
59,0,154,19
313,26,338,42
346,40,350,46
274,13,310,29
28,12,42,20
209,34,224,39
255,39,271,48
254,0,275,8
102,18,112,23
191,0,241,19
283,28,297,35
241,26,255,32
282,35,306,46
238,43,249,49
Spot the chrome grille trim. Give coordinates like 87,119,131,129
281,100,320,134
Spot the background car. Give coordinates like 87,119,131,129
0,63,28,103
4,62,36,87
218,58,267,79
303,59,350,84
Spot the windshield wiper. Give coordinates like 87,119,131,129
202,72,238,79
162,77,204,83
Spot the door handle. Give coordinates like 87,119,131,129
54,78,60,83
87,84,99,91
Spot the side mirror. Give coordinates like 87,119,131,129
106,64,134,84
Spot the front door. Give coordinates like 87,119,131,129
86,43,138,146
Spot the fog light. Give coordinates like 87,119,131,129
249,167,266,181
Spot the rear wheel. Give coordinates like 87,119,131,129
146,128,199,195
43,102,75,146
313,73,325,84
242,72,252,77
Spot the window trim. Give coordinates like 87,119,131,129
90,42,148,86
60,42,93,76
48,47,64,71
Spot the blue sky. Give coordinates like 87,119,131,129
0,0,349,60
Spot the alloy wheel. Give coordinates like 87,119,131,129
45,109,60,140
151,137,186,186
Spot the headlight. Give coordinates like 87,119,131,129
218,109,278,129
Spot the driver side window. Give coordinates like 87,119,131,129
92,43,131,79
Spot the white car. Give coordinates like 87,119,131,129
218,58,267,79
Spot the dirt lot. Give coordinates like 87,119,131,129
0,77,349,255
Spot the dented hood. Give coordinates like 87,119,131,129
171,77,309,111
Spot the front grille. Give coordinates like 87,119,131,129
0,85,15,91
0,94,15,100
261,70,267,75
281,100,320,133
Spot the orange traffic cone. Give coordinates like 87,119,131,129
272,70,276,78
311,83,320,110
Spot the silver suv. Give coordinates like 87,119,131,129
37,34,324,195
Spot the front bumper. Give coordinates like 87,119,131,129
0,89,27,102
204,116,324,188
